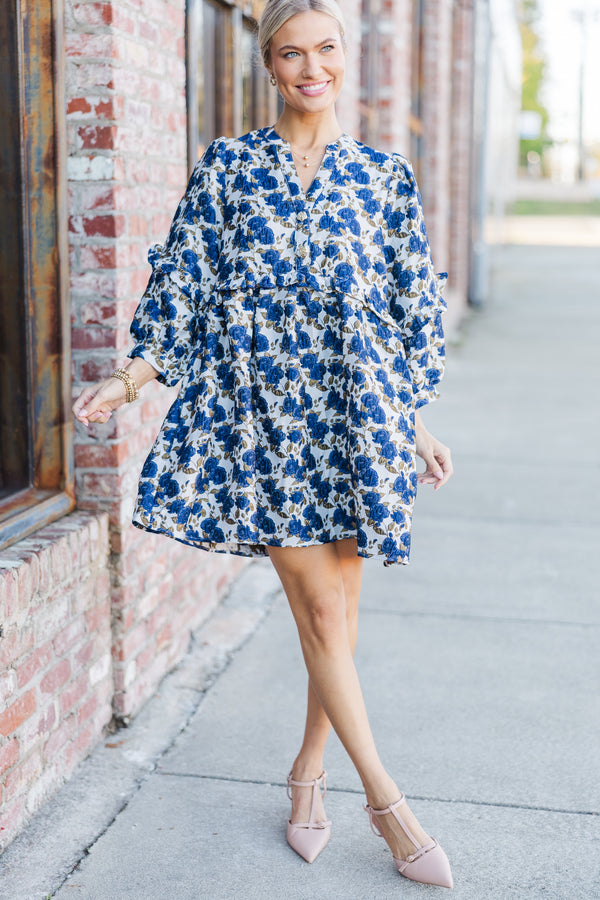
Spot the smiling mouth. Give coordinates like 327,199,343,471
296,81,330,95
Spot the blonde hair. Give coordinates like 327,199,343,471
258,0,346,67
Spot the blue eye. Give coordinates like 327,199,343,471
284,51,299,59
321,45,334,52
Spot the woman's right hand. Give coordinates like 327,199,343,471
72,377,127,427
72,358,160,427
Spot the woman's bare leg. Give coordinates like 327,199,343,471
287,539,362,824
268,539,431,860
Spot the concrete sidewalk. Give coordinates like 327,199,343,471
2,244,599,899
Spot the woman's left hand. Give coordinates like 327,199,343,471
414,411,453,491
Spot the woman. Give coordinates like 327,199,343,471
73,0,454,888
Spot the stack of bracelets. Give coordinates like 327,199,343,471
111,368,140,403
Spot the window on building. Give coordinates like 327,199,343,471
187,0,279,167
0,0,73,551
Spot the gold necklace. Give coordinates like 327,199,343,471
288,143,327,168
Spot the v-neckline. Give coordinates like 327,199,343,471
265,125,347,199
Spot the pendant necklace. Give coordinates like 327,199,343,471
290,146,320,168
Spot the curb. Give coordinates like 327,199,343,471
0,559,282,900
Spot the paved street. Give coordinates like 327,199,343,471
1,243,599,899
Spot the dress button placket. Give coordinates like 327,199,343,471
295,205,310,267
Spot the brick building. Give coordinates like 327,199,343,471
0,0,519,848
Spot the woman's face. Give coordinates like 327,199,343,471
268,11,345,115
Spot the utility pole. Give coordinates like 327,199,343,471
571,5,599,182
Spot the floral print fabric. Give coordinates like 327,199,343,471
128,126,446,566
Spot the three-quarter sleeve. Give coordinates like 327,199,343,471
384,156,447,408
128,139,224,386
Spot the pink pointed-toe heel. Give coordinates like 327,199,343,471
286,769,332,863
365,794,453,888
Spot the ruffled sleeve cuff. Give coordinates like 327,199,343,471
404,272,447,409
128,244,201,387
127,139,224,387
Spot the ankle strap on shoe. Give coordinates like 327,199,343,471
287,769,327,800
365,793,406,817
364,793,420,849
286,769,327,801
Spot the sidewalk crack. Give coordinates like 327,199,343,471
362,608,600,628
155,771,600,817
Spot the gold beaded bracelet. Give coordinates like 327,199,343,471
111,368,140,403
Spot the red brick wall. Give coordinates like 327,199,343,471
66,0,248,724
358,0,474,331
336,0,361,136
0,513,112,850
448,0,474,327
420,0,453,275
378,0,412,153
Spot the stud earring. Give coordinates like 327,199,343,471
270,74,277,86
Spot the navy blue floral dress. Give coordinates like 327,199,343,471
128,126,446,567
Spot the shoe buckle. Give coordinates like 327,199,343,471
405,838,437,865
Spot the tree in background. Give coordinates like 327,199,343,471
519,0,552,171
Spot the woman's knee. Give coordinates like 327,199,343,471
266,543,349,646
294,587,348,648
